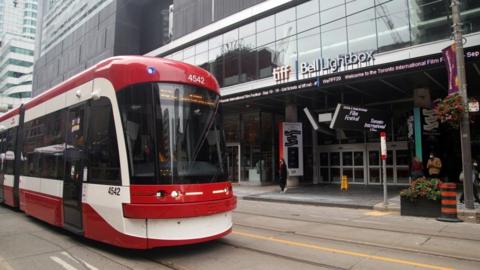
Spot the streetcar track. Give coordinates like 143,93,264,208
217,238,348,270
234,209,480,242
232,223,480,264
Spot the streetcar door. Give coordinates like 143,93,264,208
63,104,88,233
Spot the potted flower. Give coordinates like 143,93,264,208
433,93,465,128
400,177,442,218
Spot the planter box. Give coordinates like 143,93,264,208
400,196,441,218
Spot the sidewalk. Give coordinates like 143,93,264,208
232,183,480,223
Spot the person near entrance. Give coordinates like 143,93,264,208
426,152,442,178
459,160,480,204
411,156,424,180
279,158,288,193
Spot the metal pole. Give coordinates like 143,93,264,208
452,0,474,209
380,131,388,207
383,159,387,206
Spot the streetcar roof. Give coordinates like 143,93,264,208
0,56,220,122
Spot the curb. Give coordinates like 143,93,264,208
242,196,375,210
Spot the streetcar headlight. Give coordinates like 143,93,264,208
171,190,180,198
224,188,229,195
147,66,156,74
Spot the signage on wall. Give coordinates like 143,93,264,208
422,108,439,135
300,51,375,77
222,46,480,103
329,104,388,132
279,122,303,176
273,65,292,82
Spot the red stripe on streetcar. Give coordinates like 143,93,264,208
3,185,15,207
21,189,63,227
130,182,234,204
123,196,237,219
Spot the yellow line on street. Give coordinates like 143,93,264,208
232,230,454,270
365,211,390,216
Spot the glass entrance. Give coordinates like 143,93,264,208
367,142,409,184
318,145,367,184
226,143,240,182
318,142,408,185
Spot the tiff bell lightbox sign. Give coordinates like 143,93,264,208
329,104,388,132
272,51,375,83
279,122,303,176
300,51,375,78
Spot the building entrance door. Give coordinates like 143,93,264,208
318,142,409,185
226,143,240,182
366,142,410,185
318,144,367,184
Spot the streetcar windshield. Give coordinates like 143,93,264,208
118,83,227,184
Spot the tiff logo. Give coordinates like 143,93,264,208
273,65,291,82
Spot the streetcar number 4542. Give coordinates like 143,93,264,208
108,187,121,196
187,74,205,84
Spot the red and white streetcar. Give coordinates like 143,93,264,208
0,56,236,249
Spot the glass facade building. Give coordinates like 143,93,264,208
0,0,37,109
153,0,480,186
162,0,480,88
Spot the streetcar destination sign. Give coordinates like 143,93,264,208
329,103,388,132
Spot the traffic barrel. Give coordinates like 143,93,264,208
437,183,463,222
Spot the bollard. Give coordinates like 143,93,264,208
437,183,463,222
341,175,348,191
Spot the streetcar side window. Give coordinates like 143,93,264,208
22,110,66,180
5,127,17,175
0,132,7,174
87,97,120,184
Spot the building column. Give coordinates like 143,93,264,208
413,107,423,162
285,103,299,187
312,127,320,184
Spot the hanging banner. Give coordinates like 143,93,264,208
279,122,303,176
329,104,388,132
442,44,460,94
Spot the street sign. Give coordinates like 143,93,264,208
380,132,387,160
329,103,388,132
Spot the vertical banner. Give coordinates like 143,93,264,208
442,44,460,94
279,122,303,176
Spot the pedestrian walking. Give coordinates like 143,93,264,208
459,161,480,204
411,156,424,180
279,158,288,193
426,152,442,178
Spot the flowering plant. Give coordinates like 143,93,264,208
400,177,441,201
433,93,465,128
